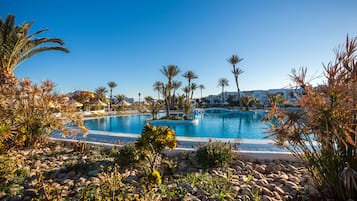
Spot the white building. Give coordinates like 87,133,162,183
205,88,301,106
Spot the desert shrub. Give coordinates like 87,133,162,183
0,154,26,195
113,143,141,167
196,140,234,168
264,36,357,200
179,172,233,200
135,123,177,189
136,123,177,155
0,79,87,152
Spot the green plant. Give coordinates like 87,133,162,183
196,140,234,168
0,154,26,195
73,140,90,153
149,102,163,120
264,36,357,200
79,165,140,200
136,123,177,169
0,78,88,151
33,172,63,201
180,172,233,200
114,142,141,167
159,184,187,200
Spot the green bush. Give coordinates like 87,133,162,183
196,141,234,168
114,143,141,167
0,154,26,195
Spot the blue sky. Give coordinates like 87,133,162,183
2,0,357,100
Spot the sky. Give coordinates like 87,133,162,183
2,0,357,101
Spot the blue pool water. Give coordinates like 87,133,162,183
83,109,269,139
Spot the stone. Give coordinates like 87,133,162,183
261,187,273,196
279,173,289,180
288,175,300,183
24,189,37,197
273,191,282,200
274,186,285,195
9,184,24,194
66,170,76,178
87,170,99,177
255,164,267,173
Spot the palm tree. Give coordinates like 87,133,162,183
190,83,198,100
183,70,198,99
0,14,69,88
153,81,164,101
114,94,126,104
171,80,182,107
107,81,117,111
241,95,254,111
266,93,284,107
138,92,141,104
198,84,205,100
182,86,190,99
94,87,107,102
218,78,229,104
228,54,244,109
160,65,181,116
144,96,154,103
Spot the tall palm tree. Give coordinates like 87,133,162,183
153,81,164,101
227,54,244,109
107,81,117,111
190,83,198,100
198,84,205,100
183,70,198,99
218,78,229,104
171,80,182,107
160,65,181,116
182,86,190,99
94,86,107,102
0,14,69,88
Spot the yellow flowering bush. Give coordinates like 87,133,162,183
136,123,177,154
150,169,162,185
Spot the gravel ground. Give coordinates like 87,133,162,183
0,141,320,201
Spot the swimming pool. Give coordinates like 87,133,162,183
83,109,269,139
51,109,287,151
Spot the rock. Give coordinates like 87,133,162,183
288,175,300,183
262,195,274,201
24,189,37,197
279,173,289,180
66,170,76,178
255,164,267,173
62,179,74,186
183,193,200,201
261,187,273,196
304,184,320,198
285,180,298,189
256,179,269,186
0,191,7,199
274,186,285,195
273,191,282,200
32,160,41,169
87,169,99,177
9,184,24,194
